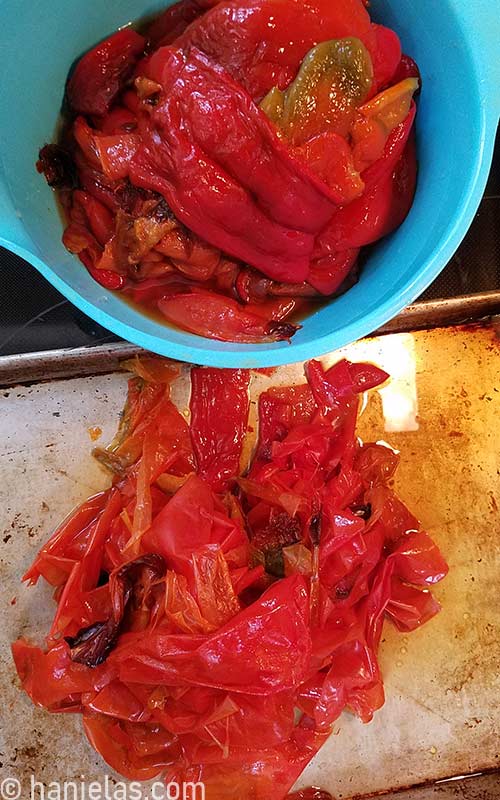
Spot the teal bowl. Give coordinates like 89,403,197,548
0,0,498,367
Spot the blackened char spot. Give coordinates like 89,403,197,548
66,554,166,668
97,570,109,588
251,512,301,578
65,619,118,667
309,513,322,546
265,321,300,341
37,144,77,189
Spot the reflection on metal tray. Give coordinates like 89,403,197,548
0,132,498,359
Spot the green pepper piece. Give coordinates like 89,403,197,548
261,37,373,145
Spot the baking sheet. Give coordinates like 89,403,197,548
1,298,499,389
0,324,499,798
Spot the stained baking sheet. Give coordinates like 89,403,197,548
0,324,499,798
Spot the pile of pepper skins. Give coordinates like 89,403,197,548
13,358,447,798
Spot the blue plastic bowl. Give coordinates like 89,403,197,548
0,0,498,367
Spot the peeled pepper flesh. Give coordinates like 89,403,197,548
36,0,420,341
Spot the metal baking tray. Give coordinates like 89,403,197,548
1,322,499,798
0,298,498,388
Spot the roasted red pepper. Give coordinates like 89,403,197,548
369,24,402,91
393,54,422,84
131,47,337,282
71,190,114,246
87,266,126,290
67,28,146,116
315,119,417,251
95,133,140,181
190,368,251,492
147,0,206,46
39,0,419,342
296,133,365,206
158,291,299,343
308,249,360,296
176,0,376,101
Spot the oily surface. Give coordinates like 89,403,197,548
0,324,498,797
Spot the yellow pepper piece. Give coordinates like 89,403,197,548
358,77,420,133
